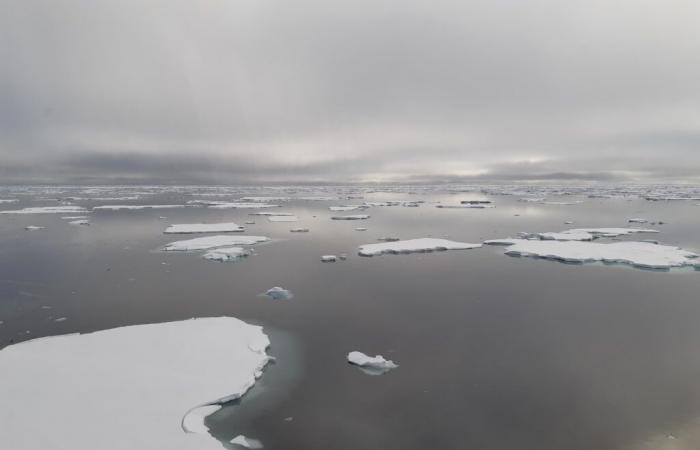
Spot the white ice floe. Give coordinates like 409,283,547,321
239,196,289,202
164,223,245,234
321,255,337,262
329,205,365,211
0,199,19,203
164,235,269,251
69,219,90,226
262,287,293,300
0,317,272,450
230,435,264,449
290,228,309,232
202,247,251,262
359,238,481,256
571,227,659,238
628,218,648,223
436,204,495,209
331,214,370,220
267,215,298,222
60,215,89,220
347,351,398,375
355,227,368,231
93,205,187,210
1,206,88,214
248,212,294,216
493,239,698,270
209,203,279,209
24,225,45,231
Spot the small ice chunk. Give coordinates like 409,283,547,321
290,228,309,232
355,227,368,231
24,226,45,231
329,205,365,211
61,216,89,220
230,435,264,449
263,287,293,300
359,238,481,256
436,204,495,209
331,214,370,220
321,255,337,262
54,317,67,322
164,223,244,234
93,205,186,210
202,247,251,262
209,202,280,209
628,218,648,223
347,351,398,375
69,219,90,226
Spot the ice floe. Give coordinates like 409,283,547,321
0,199,19,203
164,235,269,251
347,351,398,375
24,225,45,231
267,215,298,222
329,205,365,211
331,214,370,220
359,238,482,256
230,435,264,449
69,219,90,226
262,287,293,300
491,239,698,270
202,247,252,262
93,205,187,210
628,218,648,223
0,317,272,450
1,206,88,214
164,223,245,234
436,203,495,209
290,228,309,232
321,255,337,262
209,203,279,209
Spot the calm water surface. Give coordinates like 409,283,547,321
1,188,700,450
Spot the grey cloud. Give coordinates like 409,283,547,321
2,0,700,183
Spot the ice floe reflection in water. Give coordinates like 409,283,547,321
2,186,700,450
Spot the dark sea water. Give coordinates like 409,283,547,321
1,186,700,450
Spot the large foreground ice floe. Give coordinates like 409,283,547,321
359,238,481,256
164,235,269,251
0,206,88,214
164,223,245,234
490,239,698,270
0,317,272,450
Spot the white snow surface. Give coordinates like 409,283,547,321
165,223,245,234
359,238,481,256
1,206,88,214
0,317,272,450
230,435,264,449
164,235,269,251
497,239,698,270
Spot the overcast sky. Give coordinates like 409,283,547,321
2,0,700,184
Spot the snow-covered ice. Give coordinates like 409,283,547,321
331,214,370,220
347,351,398,375
93,205,187,210
164,223,245,234
202,247,252,262
493,239,698,270
321,255,337,262
262,287,293,300
1,206,88,214
267,215,298,222
0,199,19,203
329,205,365,211
230,435,264,449
209,203,279,209
436,204,495,209
628,218,648,223
69,219,90,226
359,238,481,256
24,225,45,231
164,235,269,251
0,317,272,450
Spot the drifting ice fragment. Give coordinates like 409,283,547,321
262,287,293,300
347,351,398,375
359,238,481,256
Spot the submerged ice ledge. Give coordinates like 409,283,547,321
0,317,272,450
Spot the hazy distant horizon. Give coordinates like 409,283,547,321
3,0,700,184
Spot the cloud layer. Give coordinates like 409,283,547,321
2,0,700,183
